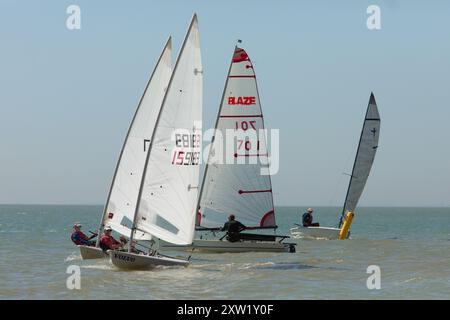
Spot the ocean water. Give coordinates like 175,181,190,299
0,204,449,300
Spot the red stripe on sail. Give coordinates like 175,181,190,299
238,189,272,194
260,210,276,227
196,210,202,226
228,75,255,78
234,153,268,157
219,114,263,118
233,48,250,63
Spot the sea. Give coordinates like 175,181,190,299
0,205,449,300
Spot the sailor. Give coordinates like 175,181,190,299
70,222,97,246
302,208,320,227
221,214,246,242
99,225,125,251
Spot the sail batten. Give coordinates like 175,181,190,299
198,47,276,229
340,93,380,224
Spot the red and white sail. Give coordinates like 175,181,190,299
198,47,276,229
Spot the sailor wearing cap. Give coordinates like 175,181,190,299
71,222,97,246
302,208,320,227
99,225,124,251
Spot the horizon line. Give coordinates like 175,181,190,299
0,203,449,209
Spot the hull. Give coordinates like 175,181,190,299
160,239,296,253
109,250,189,270
78,245,108,259
290,226,344,240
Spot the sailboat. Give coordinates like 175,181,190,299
78,37,173,260
161,45,295,253
290,92,380,239
109,14,203,269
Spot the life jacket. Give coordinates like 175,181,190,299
226,220,243,234
302,212,313,226
71,231,84,245
224,220,245,242
99,235,120,251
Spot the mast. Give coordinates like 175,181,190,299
195,44,237,226
95,37,172,247
339,92,379,227
128,14,199,251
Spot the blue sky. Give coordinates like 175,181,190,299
0,0,449,206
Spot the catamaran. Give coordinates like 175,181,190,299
290,92,380,240
109,14,203,269
161,45,295,253
78,37,173,260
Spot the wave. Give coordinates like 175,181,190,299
65,253,82,262
81,264,115,271
401,277,422,284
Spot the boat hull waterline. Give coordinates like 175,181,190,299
108,250,189,270
290,226,345,240
160,239,295,253
78,245,108,260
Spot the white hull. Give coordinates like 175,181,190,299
160,239,295,253
78,245,108,259
290,226,344,240
108,250,189,270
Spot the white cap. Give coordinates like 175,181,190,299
307,208,313,213
74,222,82,227
104,225,112,231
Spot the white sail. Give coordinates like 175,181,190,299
99,38,172,240
132,15,202,245
341,92,380,221
198,47,276,229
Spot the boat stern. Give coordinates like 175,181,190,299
78,245,108,260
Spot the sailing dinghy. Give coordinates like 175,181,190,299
161,46,295,253
109,14,203,269
290,93,380,239
78,37,173,259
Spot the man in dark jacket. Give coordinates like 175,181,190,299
221,214,246,242
302,208,320,227
71,223,96,246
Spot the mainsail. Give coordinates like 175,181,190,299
131,14,202,245
340,92,380,225
198,47,276,229
97,38,172,241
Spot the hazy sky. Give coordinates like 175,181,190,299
1,0,449,207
